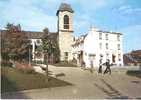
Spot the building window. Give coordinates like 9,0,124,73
99,33,102,40
106,43,108,49
64,52,68,61
36,40,40,45
64,15,69,29
118,54,121,61
118,44,120,50
106,34,108,40
117,35,120,41
99,43,102,49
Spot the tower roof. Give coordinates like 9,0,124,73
56,3,74,15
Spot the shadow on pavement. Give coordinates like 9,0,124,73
94,79,129,99
1,75,30,99
55,73,66,78
1,92,30,99
131,80,140,84
126,70,141,79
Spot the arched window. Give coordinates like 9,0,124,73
64,15,69,29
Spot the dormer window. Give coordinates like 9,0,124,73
64,15,69,29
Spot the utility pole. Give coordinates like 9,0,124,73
28,33,31,66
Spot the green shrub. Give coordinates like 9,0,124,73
15,61,36,74
19,68,36,74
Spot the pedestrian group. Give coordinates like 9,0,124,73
81,59,112,75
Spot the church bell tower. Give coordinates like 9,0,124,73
56,3,74,61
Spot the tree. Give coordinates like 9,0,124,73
42,28,59,81
42,28,50,82
1,23,30,62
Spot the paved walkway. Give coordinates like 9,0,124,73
2,65,141,99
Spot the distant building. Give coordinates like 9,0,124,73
124,50,141,66
72,27,123,68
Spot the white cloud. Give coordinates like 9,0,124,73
77,0,107,11
74,19,90,36
117,5,141,14
0,0,58,31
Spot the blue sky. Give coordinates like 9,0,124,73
0,0,141,53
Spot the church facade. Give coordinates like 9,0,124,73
29,3,75,62
57,3,74,61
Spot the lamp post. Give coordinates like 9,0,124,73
28,32,31,66
29,44,31,66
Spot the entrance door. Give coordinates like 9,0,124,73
89,54,95,68
78,51,83,65
64,52,68,61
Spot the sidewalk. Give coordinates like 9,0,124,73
2,65,141,99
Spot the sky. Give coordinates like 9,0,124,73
0,0,141,53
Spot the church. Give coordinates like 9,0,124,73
24,3,75,63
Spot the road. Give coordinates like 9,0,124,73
2,65,141,99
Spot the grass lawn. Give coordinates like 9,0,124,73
53,62,77,67
1,67,72,93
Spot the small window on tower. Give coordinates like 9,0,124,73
64,15,69,29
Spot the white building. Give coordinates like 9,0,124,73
72,27,123,68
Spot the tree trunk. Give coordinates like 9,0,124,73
44,52,49,82
46,53,49,82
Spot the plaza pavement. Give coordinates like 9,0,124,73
2,65,141,99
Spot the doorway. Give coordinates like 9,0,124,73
112,54,116,63
78,51,83,65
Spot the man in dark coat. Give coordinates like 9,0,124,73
98,59,103,73
104,59,111,74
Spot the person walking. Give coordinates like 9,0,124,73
90,60,94,73
104,59,111,75
81,60,85,69
98,59,103,73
